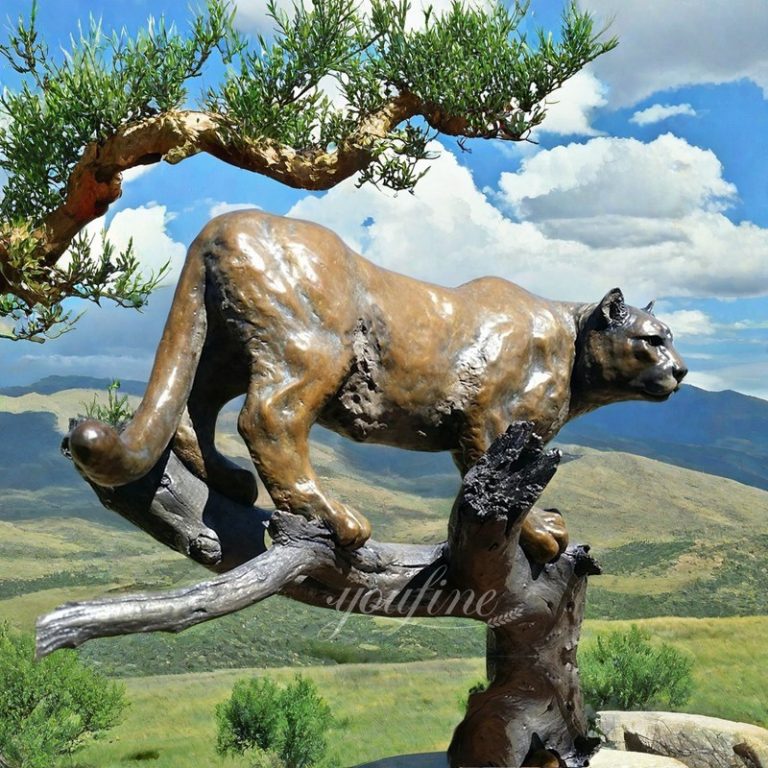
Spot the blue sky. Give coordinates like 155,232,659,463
1,0,766,399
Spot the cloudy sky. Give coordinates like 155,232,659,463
1,0,766,399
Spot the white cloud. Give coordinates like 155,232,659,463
0,284,176,387
684,370,730,392
495,134,768,299
499,134,736,223
537,71,608,137
234,0,494,34
730,319,768,330
581,0,768,106
288,141,547,290
630,103,697,126
288,136,768,311
17,352,154,380
231,0,285,35
686,362,768,400
209,201,262,218
57,205,187,285
107,206,187,283
656,309,716,337
121,165,156,184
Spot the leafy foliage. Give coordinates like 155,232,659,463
209,0,616,186
457,677,488,712
0,0,235,341
278,676,336,768
0,225,169,343
0,623,126,768
216,674,335,768
579,625,694,711
81,379,135,427
377,1,605,139
0,0,616,340
0,0,239,222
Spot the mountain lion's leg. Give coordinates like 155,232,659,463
173,385,257,507
238,372,371,548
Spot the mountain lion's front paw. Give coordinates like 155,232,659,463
325,502,372,549
520,507,568,564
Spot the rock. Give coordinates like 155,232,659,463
599,711,768,768
591,748,689,767
352,755,445,767
349,720,768,768
351,748,687,767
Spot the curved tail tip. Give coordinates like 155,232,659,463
68,419,123,486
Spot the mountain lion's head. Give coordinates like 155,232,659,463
573,288,688,412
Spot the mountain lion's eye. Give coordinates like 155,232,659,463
642,335,665,347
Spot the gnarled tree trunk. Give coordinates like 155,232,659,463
42,422,600,767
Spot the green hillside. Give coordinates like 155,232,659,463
72,616,768,768
1,385,767,677
10,376,765,492
559,385,768,491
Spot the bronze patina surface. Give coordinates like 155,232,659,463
69,210,686,554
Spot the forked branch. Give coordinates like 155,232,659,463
40,422,601,767
0,0,617,340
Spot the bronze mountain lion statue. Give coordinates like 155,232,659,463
70,210,687,560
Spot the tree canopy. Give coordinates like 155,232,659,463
0,0,616,342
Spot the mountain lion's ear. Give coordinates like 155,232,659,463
643,300,656,315
597,287,628,327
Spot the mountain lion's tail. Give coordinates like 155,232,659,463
69,240,207,487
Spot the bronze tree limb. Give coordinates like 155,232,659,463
42,422,600,768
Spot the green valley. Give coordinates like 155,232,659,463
1,380,767,766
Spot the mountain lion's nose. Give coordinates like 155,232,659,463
674,366,688,383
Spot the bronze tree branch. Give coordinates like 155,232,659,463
41,422,600,767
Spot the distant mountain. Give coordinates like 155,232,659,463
0,411,72,489
0,375,147,398
0,410,106,523
2,378,768,628
1,376,766,492
557,385,768,491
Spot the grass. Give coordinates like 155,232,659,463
1,585,130,630
0,519,488,675
582,616,768,728
541,446,768,548
74,601,485,677
0,517,488,675
0,518,205,637
75,615,768,768
2,513,768,674
80,658,484,768
1,391,767,763
586,535,768,619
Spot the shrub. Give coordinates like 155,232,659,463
458,678,488,712
216,674,334,768
82,379,134,426
580,625,694,711
0,623,126,768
